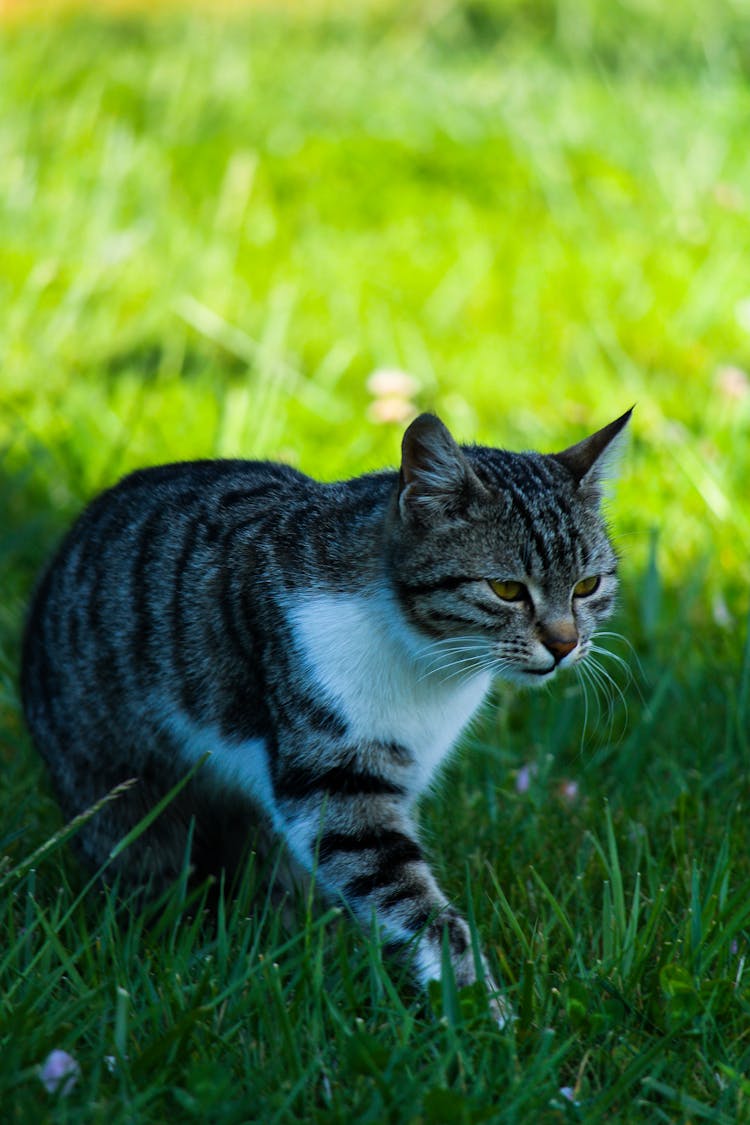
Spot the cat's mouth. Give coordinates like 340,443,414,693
522,665,556,678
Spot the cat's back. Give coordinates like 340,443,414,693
23,457,304,634
20,458,312,751
29,456,307,580
71,456,309,541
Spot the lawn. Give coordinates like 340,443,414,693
2,1,750,1120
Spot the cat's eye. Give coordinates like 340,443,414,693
573,575,601,598
489,579,527,602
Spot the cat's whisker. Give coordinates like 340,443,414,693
579,657,613,733
585,656,615,710
415,638,490,669
436,654,516,686
592,630,647,679
417,656,481,679
589,641,646,705
421,654,486,679
437,666,484,686
588,664,609,729
577,661,606,736
432,655,511,686
417,641,481,657
574,666,592,748
423,642,489,657
415,634,484,654
420,646,490,666
417,649,483,673
416,646,493,683
585,655,629,742
589,644,634,688
589,643,638,702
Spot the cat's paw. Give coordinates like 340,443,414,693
486,982,515,1030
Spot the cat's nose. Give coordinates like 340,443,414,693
540,624,578,663
544,637,577,661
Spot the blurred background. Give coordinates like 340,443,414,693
2,0,749,670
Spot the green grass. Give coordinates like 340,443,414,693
2,1,750,1120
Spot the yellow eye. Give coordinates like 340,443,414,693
489,579,527,602
573,576,601,597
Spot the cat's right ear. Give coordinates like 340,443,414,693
552,408,633,492
398,413,481,519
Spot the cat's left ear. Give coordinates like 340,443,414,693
398,413,484,519
552,408,633,492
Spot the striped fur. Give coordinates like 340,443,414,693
21,410,630,1016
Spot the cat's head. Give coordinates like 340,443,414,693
389,410,631,685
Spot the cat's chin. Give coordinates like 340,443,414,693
500,665,558,686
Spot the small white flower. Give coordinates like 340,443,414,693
366,368,420,425
712,595,733,629
368,396,418,424
38,1049,80,1096
366,368,420,399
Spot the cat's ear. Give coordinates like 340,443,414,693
399,413,482,518
552,408,633,492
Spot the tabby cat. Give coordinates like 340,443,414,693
22,409,630,1017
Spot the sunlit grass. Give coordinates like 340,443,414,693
2,2,750,1120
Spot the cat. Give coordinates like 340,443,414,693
21,409,630,1019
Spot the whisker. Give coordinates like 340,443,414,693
442,653,518,685
575,666,592,748
585,655,629,741
415,639,489,664
417,652,492,683
416,646,493,681
579,658,615,738
415,644,490,677
589,645,634,685
577,662,606,737
589,643,645,705
421,646,490,663
435,656,514,686
589,664,633,716
593,630,647,680
421,654,486,676
414,635,484,655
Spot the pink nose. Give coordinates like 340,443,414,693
543,636,577,661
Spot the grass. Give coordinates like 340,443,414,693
2,1,750,1120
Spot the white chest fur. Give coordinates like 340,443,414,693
287,589,493,794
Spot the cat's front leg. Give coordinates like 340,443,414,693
272,759,507,1022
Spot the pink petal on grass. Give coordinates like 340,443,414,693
716,365,750,401
558,779,580,805
39,1049,80,1096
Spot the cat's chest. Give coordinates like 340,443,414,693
287,591,492,792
